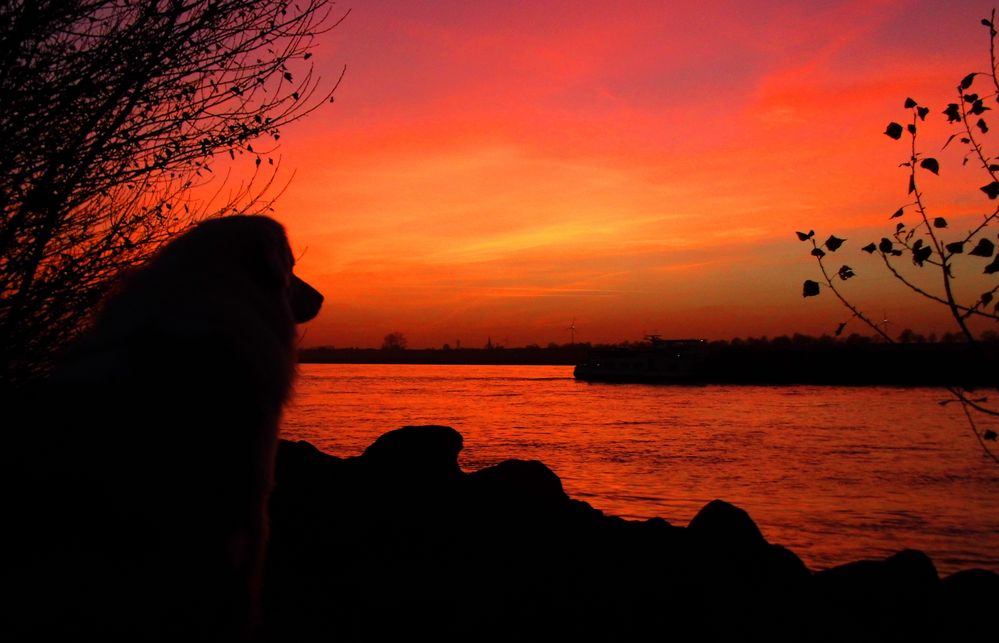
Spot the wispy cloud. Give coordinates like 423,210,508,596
279,0,998,347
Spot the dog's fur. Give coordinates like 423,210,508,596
6,216,322,640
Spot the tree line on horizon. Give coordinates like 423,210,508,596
308,328,995,353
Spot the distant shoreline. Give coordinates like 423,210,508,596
298,346,587,366
298,343,995,386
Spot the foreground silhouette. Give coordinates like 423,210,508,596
265,426,997,642
2,216,322,641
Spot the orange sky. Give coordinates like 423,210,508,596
257,0,999,348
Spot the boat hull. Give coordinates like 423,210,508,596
573,341,707,384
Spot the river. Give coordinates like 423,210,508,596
282,363,999,574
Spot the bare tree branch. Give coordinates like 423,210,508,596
0,0,346,383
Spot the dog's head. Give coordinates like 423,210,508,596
226,215,324,324
151,215,324,325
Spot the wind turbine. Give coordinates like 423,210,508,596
568,319,577,345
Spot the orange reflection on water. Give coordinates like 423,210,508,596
283,364,999,574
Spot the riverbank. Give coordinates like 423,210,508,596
264,425,998,641
299,343,995,386
299,345,587,365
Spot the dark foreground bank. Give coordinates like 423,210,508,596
264,426,997,642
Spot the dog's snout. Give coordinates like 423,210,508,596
290,274,323,323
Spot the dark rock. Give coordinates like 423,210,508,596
811,549,941,640
940,568,999,642
276,439,347,487
644,516,672,530
466,459,568,512
270,439,348,524
764,543,812,587
281,437,344,466
361,424,463,483
678,500,812,639
815,549,940,599
941,566,999,599
688,498,766,547
11,418,985,642
261,430,996,642
884,548,940,590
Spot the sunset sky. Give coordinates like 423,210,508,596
265,0,999,348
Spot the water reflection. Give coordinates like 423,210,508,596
284,364,999,573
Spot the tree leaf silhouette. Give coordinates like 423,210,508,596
933,217,947,228
984,429,998,441
838,265,855,280
890,207,904,219
913,245,933,266
825,235,845,251
944,103,962,123
981,181,999,199
982,292,994,306
943,133,958,149
904,97,918,108
879,238,894,253
835,321,847,336
970,99,990,115
811,248,826,258
862,242,877,253
908,175,916,194
961,72,977,89
970,238,996,257
802,280,820,297
907,123,917,134
985,254,999,274
946,241,965,254
885,122,904,139
917,106,930,121
796,230,815,241
920,158,940,174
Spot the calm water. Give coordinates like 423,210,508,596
283,363,998,574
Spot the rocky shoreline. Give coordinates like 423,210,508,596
263,425,997,641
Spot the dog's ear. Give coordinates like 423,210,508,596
290,275,323,323
245,234,292,291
